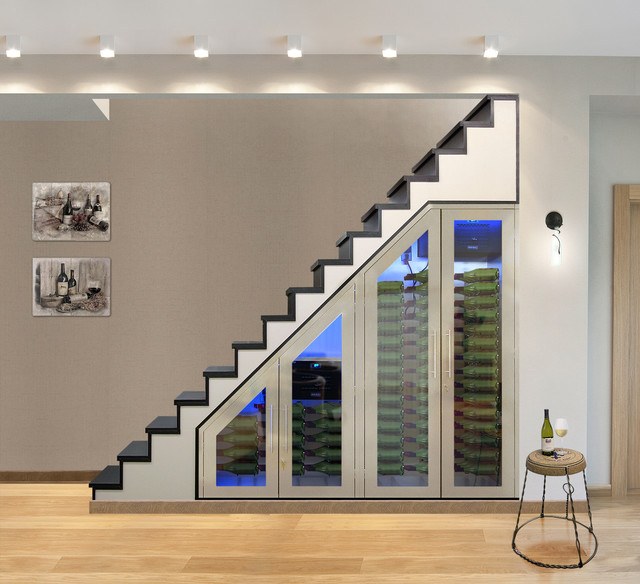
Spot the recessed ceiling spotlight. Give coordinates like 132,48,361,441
483,35,500,59
287,35,302,59
194,35,209,58
5,35,21,58
100,35,115,59
382,35,397,59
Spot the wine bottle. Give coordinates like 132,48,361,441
462,432,499,446
454,268,499,283
378,406,404,420
312,432,342,447
460,461,499,475
462,365,499,378
454,282,500,296
378,393,404,406
463,309,499,323
306,461,342,475
56,263,69,296
219,446,259,460
405,462,429,473
378,281,404,294
68,269,77,295
462,392,498,405
405,267,428,283
305,418,341,432
62,194,73,225
88,215,109,231
378,433,404,447
292,462,305,476
217,461,260,475
61,294,71,304
291,403,305,420
455,296,499,309
377,447,404,461
463,351,499,364
541,409,554,456
403,447,428,459
378,462,404,475
218,432,258,446
93,194,103,220
227,415,258,430
463,336,498,350
84,194,93,217
304,446,341,461
462,323,499,336
291,433,305,449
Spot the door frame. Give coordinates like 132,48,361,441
611,184,640,497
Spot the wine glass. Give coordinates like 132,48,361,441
555,418,568,456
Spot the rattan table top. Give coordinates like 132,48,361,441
526,449,586,476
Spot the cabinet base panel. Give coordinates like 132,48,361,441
90,498,587,514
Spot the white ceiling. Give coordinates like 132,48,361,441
2,0,640,57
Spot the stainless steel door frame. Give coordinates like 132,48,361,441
363,207,442,498
440,208,516,498
278,284,356,498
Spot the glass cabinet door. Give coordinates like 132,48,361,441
364,209,441,498
279,286,355,498
199,366,279,498
440,210,515,498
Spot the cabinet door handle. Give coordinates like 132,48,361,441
269,403,274,453
445,329,452,380
284,404,288,452
430,329,437,378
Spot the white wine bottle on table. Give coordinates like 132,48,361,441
541,408,554,456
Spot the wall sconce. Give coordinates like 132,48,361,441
5,34,21,58
545,211,563,266
382,35,397,59
99,35,115,58
193,35,209,58
287,35,302,58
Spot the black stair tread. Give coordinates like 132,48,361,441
231,340,266,350
335,231,380,247
285,286,323,296
203,365,237,379
411,149,437,174
89,465,121,489
361,203,404,224
387,176,408,198
174,390,208,405
118,440,150,461
261,313,296,322
436,122,466,149
145,415,179,433
310,258,353,272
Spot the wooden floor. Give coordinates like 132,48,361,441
1,484,639,583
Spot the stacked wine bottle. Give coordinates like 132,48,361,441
453,268,502,482
376,268,429,481
216,400,266,484
291,402,342,478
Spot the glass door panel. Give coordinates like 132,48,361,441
364,209,441,497
199,366,278,498
279,286,355,498
441,210,516,498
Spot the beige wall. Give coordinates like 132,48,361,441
0,98,474,470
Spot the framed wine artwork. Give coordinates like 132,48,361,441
32,182,110,241
33,258,111,317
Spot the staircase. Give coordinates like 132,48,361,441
90,94,518,502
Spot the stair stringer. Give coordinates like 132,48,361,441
92,95,518,502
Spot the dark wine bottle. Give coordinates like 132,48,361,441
218,432,258,446
92,194,103,220
306,461,342,475
312,432,342,447
455,296,499,309
68,269,77,295
217,461,260,475
62,194,73,225
304,446,341,461
56,263,69,296
218,446,259,459
88,216,109,231
84,194,93,217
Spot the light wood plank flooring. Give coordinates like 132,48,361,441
1,484,639,583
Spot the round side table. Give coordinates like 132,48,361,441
512,449,598,569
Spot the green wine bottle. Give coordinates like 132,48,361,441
378,392,404,406
463,336,498,350
378,420,404,433
377,447,405,461
460,461,499,475
406,462,428,473
378,322,403,335
459,446,500,461
378,406,404,420
458,378,499,392
406,267,428,283
291,403,305,420
462,432,499,446
306,418,341,432
463,323,499,336
463,309,499,323
378,350,404,362
218,432,258,446
378,281,404,294
307,461,342,475
463,365,499,378
463,351,499,364
404,448,428,459
454,282,499,296
292,462,305,476
462,392,498,405
227,415,258,430
454,268,499,283
541,409,554,456
378,433,404,447
378,307,404,320
378,462,404,475
304,403,341,418
378,294,404,306
455,295,499,309
217,461,259,475
304,446,341,461
313,432,342,447
218,446,258,459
